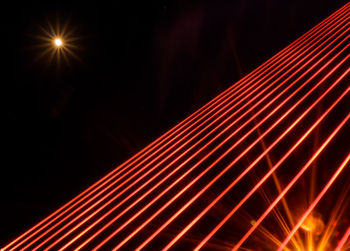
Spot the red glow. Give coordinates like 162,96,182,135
278,152,350,250
336,225,350,251
233,113,350,250
2,3,350,251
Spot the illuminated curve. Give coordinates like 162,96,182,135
2,2,350,251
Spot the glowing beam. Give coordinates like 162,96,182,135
35,30,320,249
22,7,350,250
111,29,350,251
233,113,350,250
2,3,350,251
60,18,350,251
121,46,350,251
194,86,350,251
335,225,350,251
25,12,330,247
278,153,350,250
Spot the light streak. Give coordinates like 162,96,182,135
2,3,350,251
138,64,350,251
278,152,350,251
164,19,350,248
335,225,350,251
99,27,350,251
60,16,350,251
24,6,337,246
232,113,350,250
6,12,285,248
195,85,350,251
8,13,276,250
21,5,350,250
5,47,248,251
35,24,320,249
131,54,348,251
316,182,350,250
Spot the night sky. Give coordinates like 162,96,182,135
1,0,348,244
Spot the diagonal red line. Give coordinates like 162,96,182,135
110,37,350,251
23,9,334,248
194,86,350,251
335,225,350,251
278,152,350,251
22,5,350,251
3,3,350,251
233,114,350,251
73,24,350,251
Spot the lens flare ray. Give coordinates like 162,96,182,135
2,3,350,251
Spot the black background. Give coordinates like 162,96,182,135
1,0,348,244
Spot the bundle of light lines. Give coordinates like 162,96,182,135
3,3,350,251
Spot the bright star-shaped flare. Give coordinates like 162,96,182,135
54,38,63,47
33,17,81,67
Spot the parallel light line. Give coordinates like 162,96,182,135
335,225,350,251
22,5,350,251
278,152,350,251
2,3,350,251
233,112,350,250
60,16,350,251
194,83,350,251
135,54,350,251
86,25,350,251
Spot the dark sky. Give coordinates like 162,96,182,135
1,0,348,244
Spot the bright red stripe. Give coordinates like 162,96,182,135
194,83,350,251
335,225,350,251
26,6,350,251
80,22,350,251
278,152,350,250
118,40,350,251
2,3,349,251
233,112,350,250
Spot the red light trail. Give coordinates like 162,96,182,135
2,2,350,251
58,20,350,251
232,113,350,250
277,152,350,251
336,225,350,251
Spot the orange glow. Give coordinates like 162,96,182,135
2,3,350,251
300,213,325,235
31,18,81,67
54,38,63,47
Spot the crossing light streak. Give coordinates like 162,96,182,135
2,2,350,251
192,86,350,251
108,8,350,250
5,3,345,249
20,4,350,251
300,214,325,234
58,19,350,250
232,101,350,251
335,225,350,251
166,30,350,251
277,152,350,251
140,60,350,251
